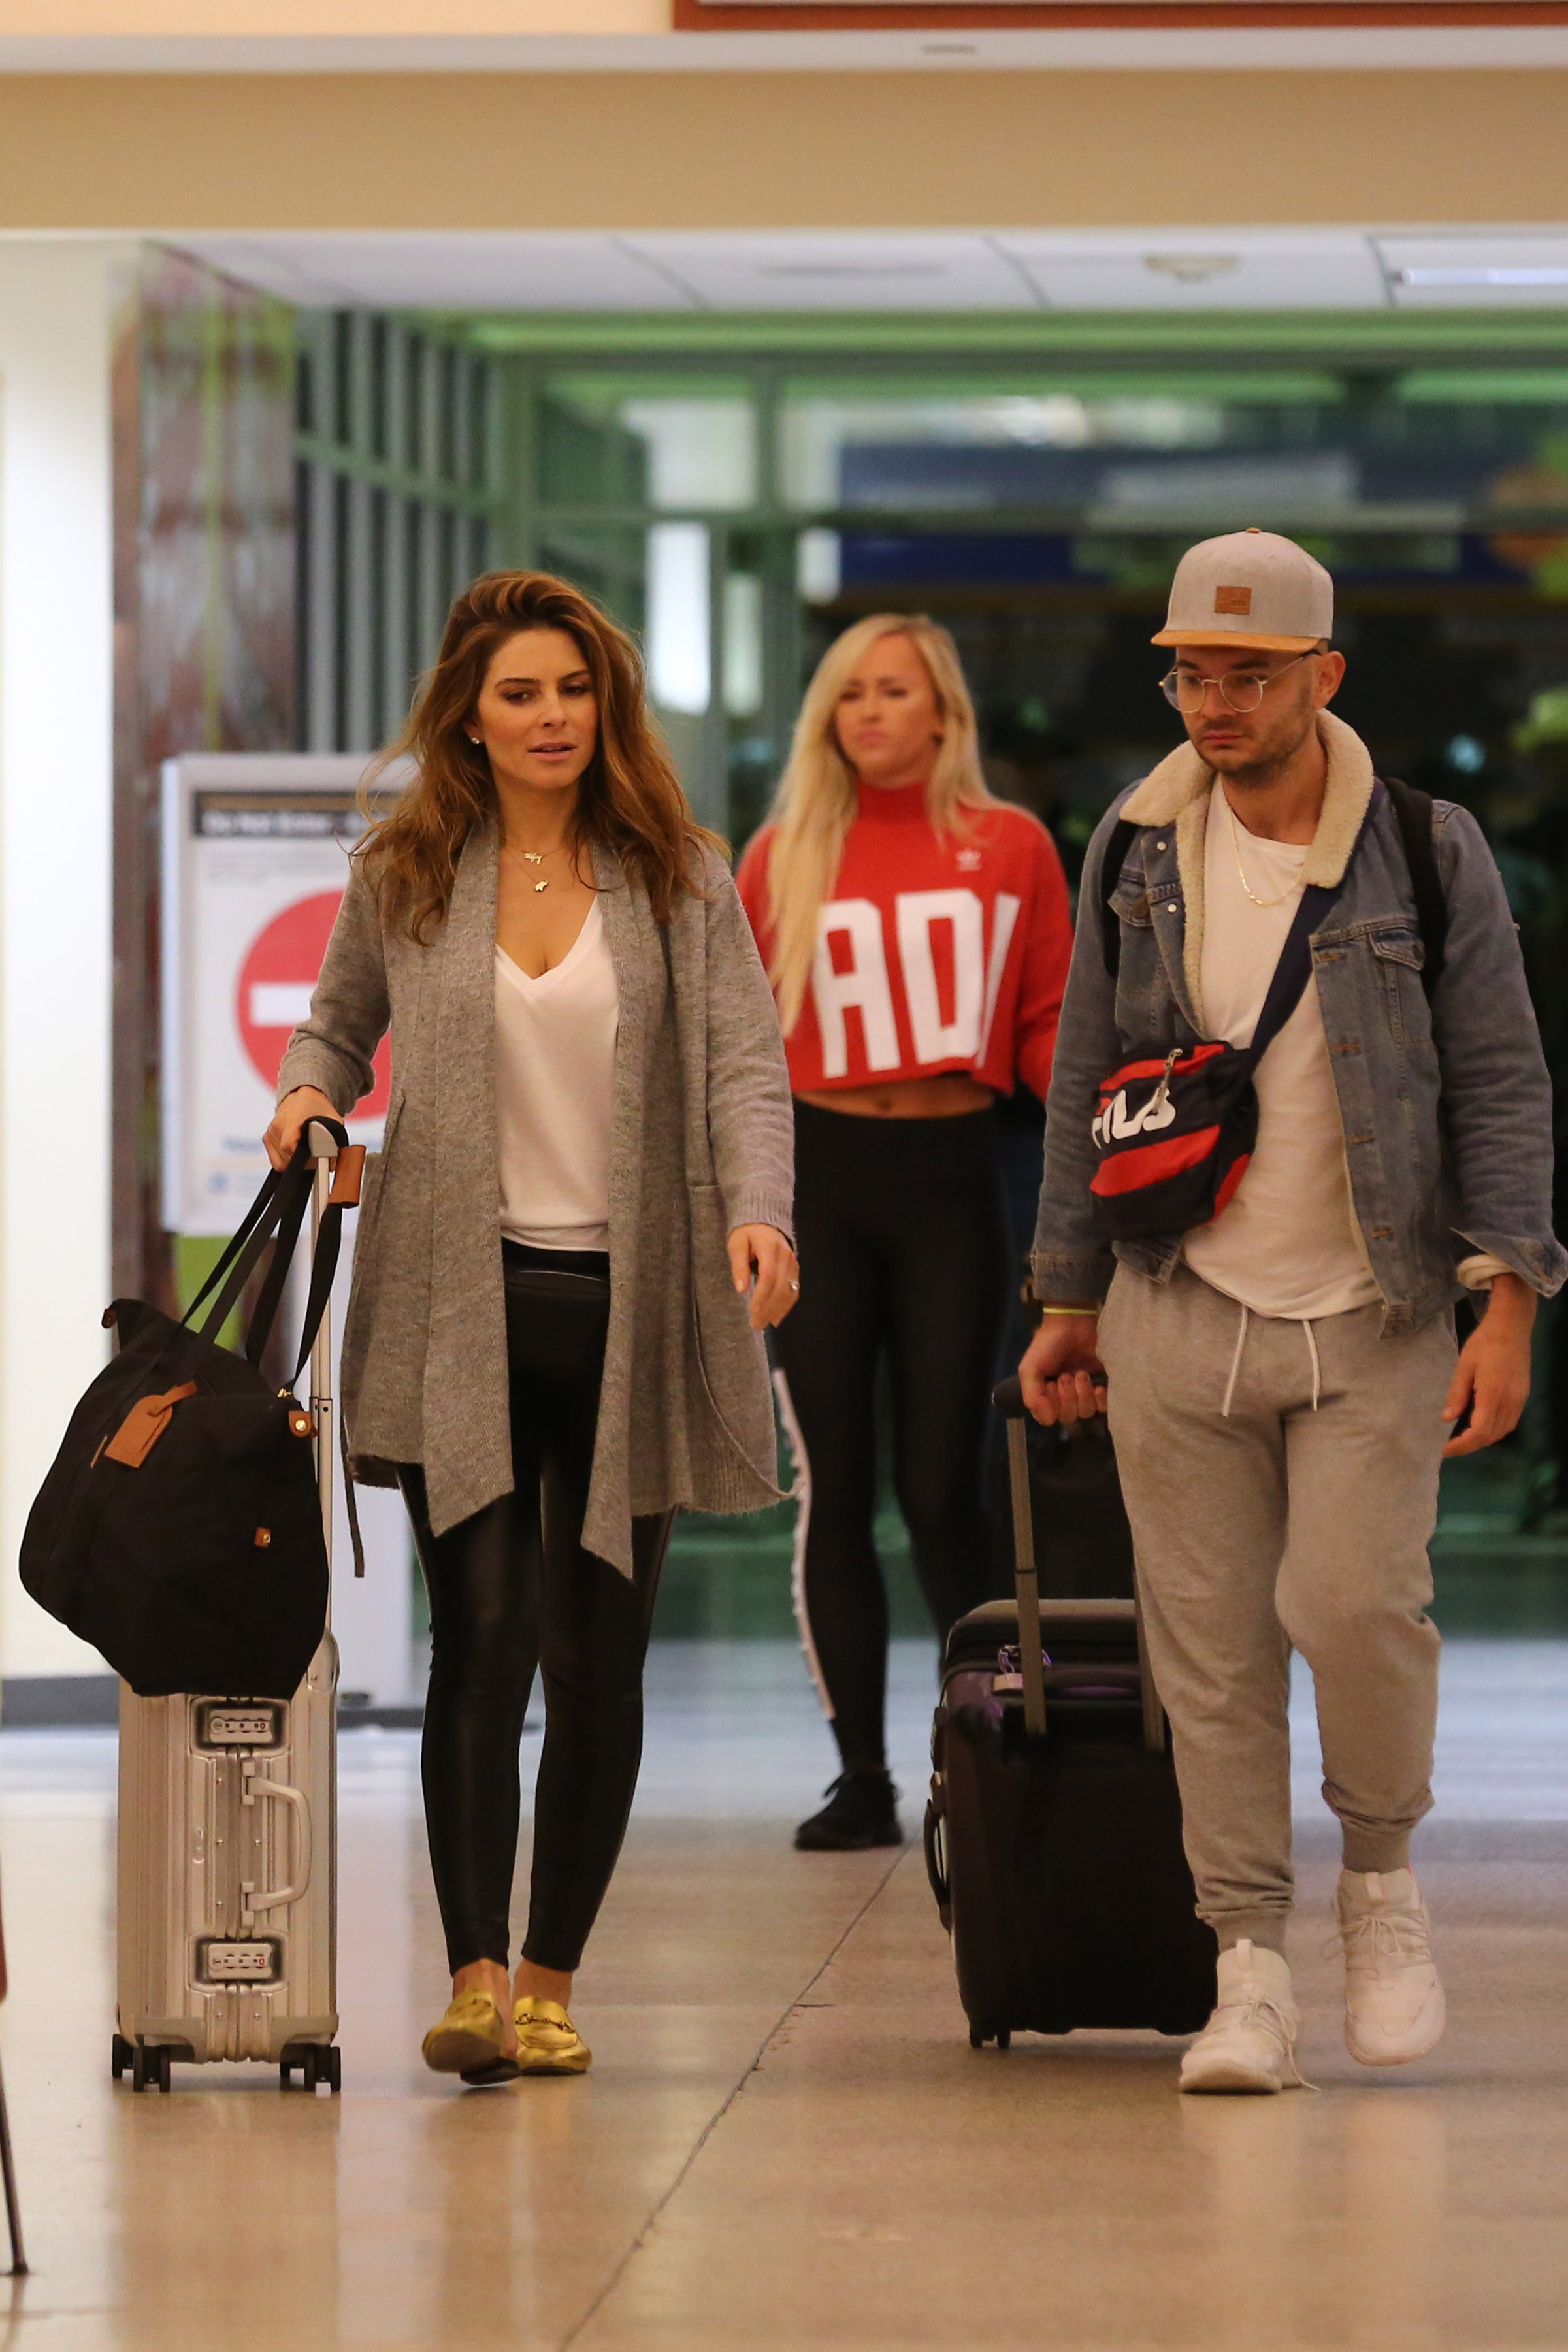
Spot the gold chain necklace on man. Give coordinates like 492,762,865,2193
1225,794,1298,910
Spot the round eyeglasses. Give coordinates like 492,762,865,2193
1160,651,1312,715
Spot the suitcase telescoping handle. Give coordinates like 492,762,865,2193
991,1376,1166,1755
304,1121,366,1581
306,1122,339,1582
990,1375,1049,1738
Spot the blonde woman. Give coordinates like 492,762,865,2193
268,572,797,2082
736,616,1071,1850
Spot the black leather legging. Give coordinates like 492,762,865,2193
400,1247,674,1976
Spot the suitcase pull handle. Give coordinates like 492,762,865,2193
992,1377,1166,1755
994,1384,1049,1739
239,1767,313,1921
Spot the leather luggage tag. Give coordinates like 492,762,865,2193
329,1145,367,1207
102,1382,199,1469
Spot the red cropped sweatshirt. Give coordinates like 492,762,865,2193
735,784,1072,1102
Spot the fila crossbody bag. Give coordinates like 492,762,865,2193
1087,779,1444,1245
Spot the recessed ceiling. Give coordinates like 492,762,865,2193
182,233,691,312
182,227,1568,316
627,232,1036,311
996,231,1388,312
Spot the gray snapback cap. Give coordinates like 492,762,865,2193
1152,527,1333,654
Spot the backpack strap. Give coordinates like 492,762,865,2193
1382,775,1448,1003
1102,781,1449,1007
1099,816,1141,983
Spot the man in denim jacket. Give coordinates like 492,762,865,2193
1021,529,1565,2093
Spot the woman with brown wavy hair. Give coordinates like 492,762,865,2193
266,571,797,2084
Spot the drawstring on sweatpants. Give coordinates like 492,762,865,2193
1217,1299,1322,1417
1220,1304,1250,1418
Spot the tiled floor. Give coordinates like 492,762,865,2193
0,1639,1565,2348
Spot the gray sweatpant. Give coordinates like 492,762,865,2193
1098,1263,1456,1954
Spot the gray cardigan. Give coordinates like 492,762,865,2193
276,826,796,1575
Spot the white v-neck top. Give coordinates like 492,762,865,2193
495,895,620,1251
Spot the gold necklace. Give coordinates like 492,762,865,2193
1226,796,1299,910
508,841,572,896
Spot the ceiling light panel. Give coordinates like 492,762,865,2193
995,231,1386,312
1379,237,1568,307
623,233,1037,312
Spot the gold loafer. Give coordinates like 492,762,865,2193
514,1995,591,2075
422,1989,513,2077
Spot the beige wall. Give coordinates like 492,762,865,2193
0,240,136,1679
0,1,667,29
0,69,1564,231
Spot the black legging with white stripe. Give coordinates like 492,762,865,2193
772,1100,1011,1772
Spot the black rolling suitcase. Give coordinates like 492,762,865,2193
924,1377,1217,2048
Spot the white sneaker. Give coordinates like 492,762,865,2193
1334,1868,1445,2067
1179,1940,1305,2095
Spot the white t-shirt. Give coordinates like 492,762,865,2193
495,895,620,1252
1182,784,1381,1320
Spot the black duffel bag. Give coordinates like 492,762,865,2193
20,1122,358,1699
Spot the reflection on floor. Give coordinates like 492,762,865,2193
1,1639,1565,2348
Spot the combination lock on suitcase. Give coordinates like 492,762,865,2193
924,1377,1218,2048
112,1123,353,2095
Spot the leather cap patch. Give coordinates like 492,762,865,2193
1215,584,1253,615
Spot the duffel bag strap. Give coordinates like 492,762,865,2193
259,1120,353,1379
188,1120,350,1365
188,1157,314,1348
284,1171,348,1386
252,1122,358,1377
243,1162,315,1365
180,1158,295,1331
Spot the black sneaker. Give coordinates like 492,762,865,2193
794,1770,903,1852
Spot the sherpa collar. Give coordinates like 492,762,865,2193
1120,708,1375,889
1119,708,1376,1030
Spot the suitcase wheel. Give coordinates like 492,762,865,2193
111,2034,133,2082
129,2044,172,2094
283,2046,342,2095
967,2025,1011,2052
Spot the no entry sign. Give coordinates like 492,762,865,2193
236,891,391,1117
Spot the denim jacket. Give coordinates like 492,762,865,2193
1032,710,1566,1331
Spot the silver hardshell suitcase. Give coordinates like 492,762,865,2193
112,1123,351,2095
